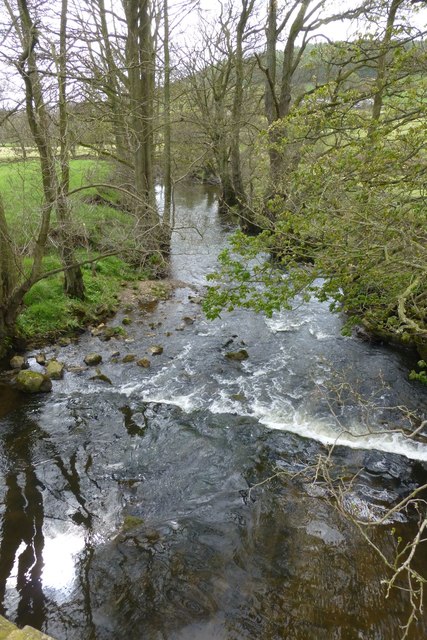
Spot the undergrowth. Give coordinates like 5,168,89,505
16,255,143,340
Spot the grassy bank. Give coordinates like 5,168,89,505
0,155,149,347
16,255,143,344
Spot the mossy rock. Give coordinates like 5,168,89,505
15,370,52,394
89,368,112,385
45,359,65,380
416,341,427,361
84,353,103,366
10,355,28,370
225,349,249,361
137,358,150,368
0,615,16,639
149,345,163,356
8,625,55,640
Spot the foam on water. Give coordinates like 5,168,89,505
118,376,427,462
260,412,427,461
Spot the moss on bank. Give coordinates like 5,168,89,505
15,255,145,345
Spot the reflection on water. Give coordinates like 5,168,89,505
0,186,426,639
0,423,46,629
43,532,85,593
0,385,22,419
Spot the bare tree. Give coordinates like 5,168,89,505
4,0,85,298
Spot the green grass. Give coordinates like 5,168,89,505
0,155,154,342
0,156,135,250
16,254,142,340
0,159,42,221
0,156,113,222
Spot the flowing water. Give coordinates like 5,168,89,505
0,186,426,640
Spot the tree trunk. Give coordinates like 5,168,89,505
230,1,252,207
58,0,85,299
97,0,131,165
0,195,20,356
216,140,237,213
371,0,401,124
16,0,84,299
163,0,172,227
231,0,256,229
124,0,158,254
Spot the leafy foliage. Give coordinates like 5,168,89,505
409,361,427,385
204,60,427,348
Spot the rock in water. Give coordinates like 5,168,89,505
149,345,163,356
89,368,112,385
10,355,28,370
84,353,103,366
225,349,249,361
122,354,136,363
45,359,65,380
137,358,151,368
15,370,52,393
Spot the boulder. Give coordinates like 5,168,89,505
35,353,47,366
122,354,136,363
15,370,52,394
45,359,65,380
89,369,112,385
10,355,28,370
84,353,103,366
149,345,163,356
137,358,151,368
67,366,86,374
231,393,246,402
225,349,249,361
9,624,55,640
58,337,71,347
91,324,105,337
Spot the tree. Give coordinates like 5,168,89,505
204,1,427,357
2,0,85,299
0,194,20,351
73,0,170,266
259,0,370,189
229,0,257,225
178,1,261,214
55,0,85,298
162,0,172,225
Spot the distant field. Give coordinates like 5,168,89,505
0,156,130,247
0,145,105,161
0,146,40,161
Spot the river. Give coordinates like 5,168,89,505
0,185,426,639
